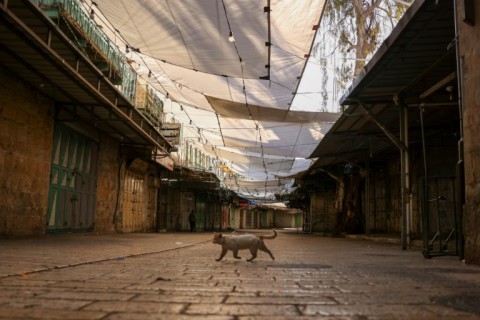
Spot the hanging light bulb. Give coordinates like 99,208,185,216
148,70,152,78
228,31,235,42
90,9,95,20
125,45,130,53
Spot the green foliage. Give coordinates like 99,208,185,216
275,185,310,211
314,0,412,109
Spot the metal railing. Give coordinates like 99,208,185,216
35,0,137,101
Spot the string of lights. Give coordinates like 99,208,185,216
81,0,324,197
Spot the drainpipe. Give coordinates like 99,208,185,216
419,103,429,256
453,0,466,259
365,160,370,235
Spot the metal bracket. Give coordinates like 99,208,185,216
355,100,408,153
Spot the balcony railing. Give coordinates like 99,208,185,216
35,0,136,101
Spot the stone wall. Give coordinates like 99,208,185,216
274,211,298,229
457,1,480,264
0,67,54,236
0,66,126,236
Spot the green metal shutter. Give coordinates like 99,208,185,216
46,124,98,232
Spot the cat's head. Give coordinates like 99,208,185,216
212,233,223,244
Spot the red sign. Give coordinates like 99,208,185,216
156,156,174,171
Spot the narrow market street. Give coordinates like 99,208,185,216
0,229,479,319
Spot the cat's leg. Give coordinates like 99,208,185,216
260,244,275,260
216,248,228,261
247,248,257,261
232,249,241,259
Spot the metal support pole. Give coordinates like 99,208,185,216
419,106,430,258
399,102,410,250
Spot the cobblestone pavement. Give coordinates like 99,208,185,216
0,229,479,319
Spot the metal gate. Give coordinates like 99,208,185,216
421,176,459,258
47,124,98,232
122,170,146,232
145,187,156,231
195,197,206,231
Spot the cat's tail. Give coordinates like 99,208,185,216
259,229,277,240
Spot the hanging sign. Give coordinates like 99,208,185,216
160,123,181,145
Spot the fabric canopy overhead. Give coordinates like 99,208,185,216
90,0,336,199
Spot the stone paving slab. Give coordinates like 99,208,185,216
0,232,209,278
0,229,479,319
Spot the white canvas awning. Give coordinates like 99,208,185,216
89,0,338,198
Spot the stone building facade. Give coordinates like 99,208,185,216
457,0,480,264
0,67,165,236
304,0,480,266
0,1,176,237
